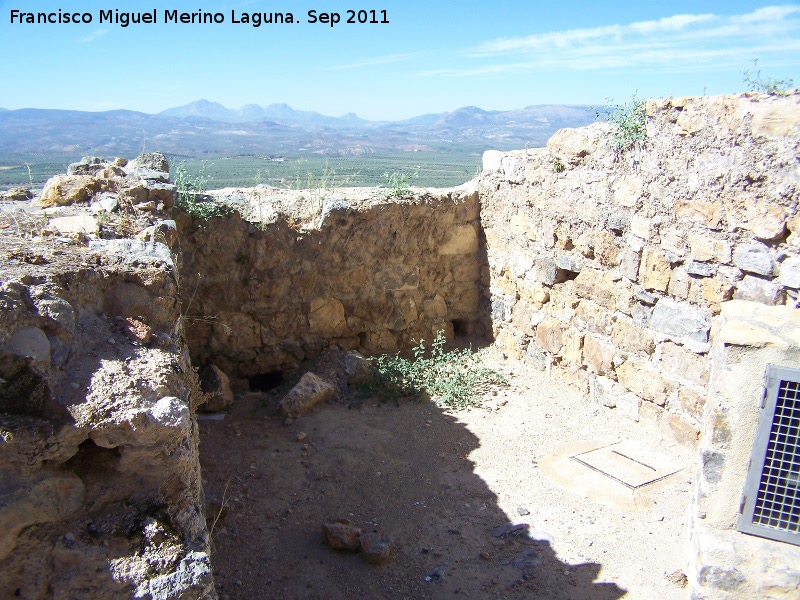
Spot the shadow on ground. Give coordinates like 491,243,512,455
199,387,626,600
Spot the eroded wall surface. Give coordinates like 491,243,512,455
0,157,214,598
177,189,488,385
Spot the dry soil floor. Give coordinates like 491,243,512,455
198,345,693,600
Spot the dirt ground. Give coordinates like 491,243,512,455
198,345,693,600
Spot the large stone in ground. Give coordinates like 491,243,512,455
279,372,335,416
322,521,362,551
39,174,100,207
199,364,234,412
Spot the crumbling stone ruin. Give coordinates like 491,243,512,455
1,92,799,598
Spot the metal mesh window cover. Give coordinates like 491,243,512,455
737,365,800,546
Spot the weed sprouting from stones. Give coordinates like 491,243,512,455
174,160,232,222
597,94,647,153
364,331,507,409
741,59,795,95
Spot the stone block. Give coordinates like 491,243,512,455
308,297,347,335
39,174,100,207
616,360,672,406
640,249,672,292
452,261,481,282
668,266,691,299
675,198,723,229
439,225,479,255
701,278,735,312
665,413,700,446
546,127,602,163
562,330,583,365
513,253,535,278
607,213,629,234
688,234,731,263
573,269,616,310
555,252,583,273
639,400,664,424
511,300,545,336
510,211,536,241
616,392,642,422
618,246,641,281
590,374,625,408
449,284,481,314
660,342,708,387
732,243,773,276
518,281,550,307
779,256,800,289
630,215,652,240
751,100,800,138
536,320,564,354
199,364,235,412
527,256,557,285
661,229,687,258
612,175,643,207
583,335,615,375
423,294,448,319
651,298,710,344
574,299,614,334
279,372,336,416
678,387,707,421
611,319,655,354
594,230,620,266
742,202,786,241
686,261,716,277
734,275,783,306
3,326,51,362
716,321,788,349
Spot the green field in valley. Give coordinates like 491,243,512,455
0,151,484,192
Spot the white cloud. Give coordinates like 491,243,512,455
79,29,109,43
447,5,800,76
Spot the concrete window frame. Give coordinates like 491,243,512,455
737,365,800,546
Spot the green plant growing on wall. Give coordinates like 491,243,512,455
552,158,566,173
383,170,416,197
742,59,795,95
597,94,647,153
365,331,507,409
174,160,232,221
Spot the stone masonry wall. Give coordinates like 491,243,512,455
478,92,800,444
176,189,487,386
690,300,800,598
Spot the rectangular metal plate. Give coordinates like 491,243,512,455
572,440,683,489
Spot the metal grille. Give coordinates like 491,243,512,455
738,365,800,545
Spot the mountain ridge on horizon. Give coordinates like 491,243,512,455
0,100,598,156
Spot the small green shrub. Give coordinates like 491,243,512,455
598,95,647,153
383,170,416,197
742,59,795,95
174,160,232,221
365,331,506,409
552,158,565,173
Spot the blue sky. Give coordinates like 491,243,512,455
1,1,799,120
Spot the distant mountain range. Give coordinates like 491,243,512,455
0,100,597,157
